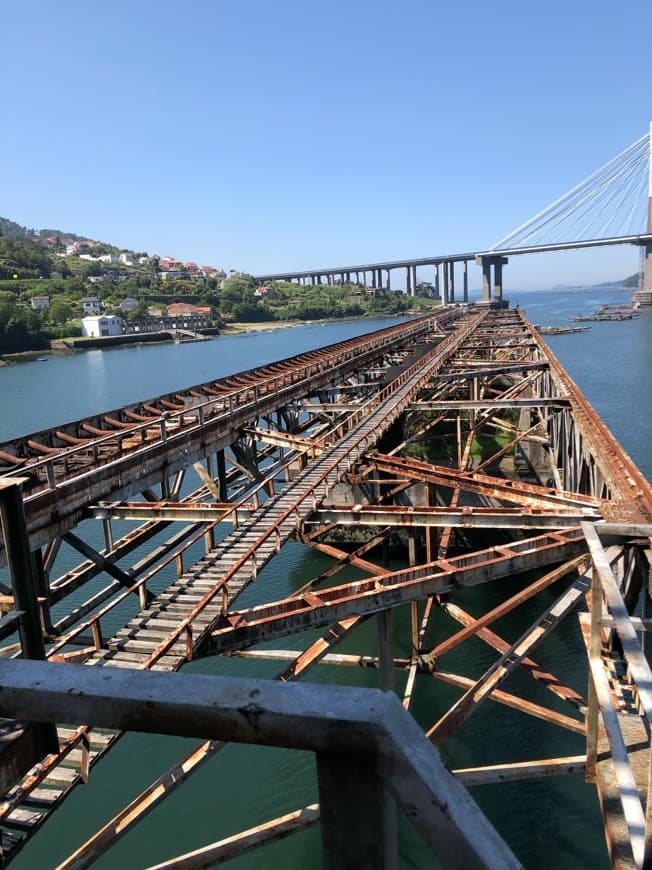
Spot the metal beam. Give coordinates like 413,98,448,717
313,504,598,529
206,530,585,654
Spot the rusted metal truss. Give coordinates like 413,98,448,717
0,307,650,868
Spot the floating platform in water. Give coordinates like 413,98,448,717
537,325,590,335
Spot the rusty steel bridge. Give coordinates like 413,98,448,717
0,306,651,868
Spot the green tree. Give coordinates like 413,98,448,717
0,291,47,352
49,299,74,324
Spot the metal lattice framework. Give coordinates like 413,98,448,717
0,309,651,868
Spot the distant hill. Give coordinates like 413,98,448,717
551,272,640,292
0,216,88,242
622,272,640,288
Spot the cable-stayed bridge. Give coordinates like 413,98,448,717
254,126,652,304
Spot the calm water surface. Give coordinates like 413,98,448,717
0,298,650,868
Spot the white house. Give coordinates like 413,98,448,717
119,252,136,266
30,296,50,311
80,296,102,315
81,315,123,337
120,297,139,313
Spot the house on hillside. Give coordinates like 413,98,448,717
161,258,184,271
39,237,60,248
66,241,92,256
120,297,139,313
81,315,123,337
80,296,102,315
119,252,136,266
166,302,198,316
30,296,50,311
160,270,185,280
199,266,225,279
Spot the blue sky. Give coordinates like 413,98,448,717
2,0,650,290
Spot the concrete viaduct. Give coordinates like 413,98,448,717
253,233,652,304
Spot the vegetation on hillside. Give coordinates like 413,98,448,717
0,216,87,242
0,292,48,352
0,225,441,353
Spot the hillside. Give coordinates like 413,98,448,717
0,216,88,242
0,222,428,355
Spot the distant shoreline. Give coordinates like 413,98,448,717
0,311,430,364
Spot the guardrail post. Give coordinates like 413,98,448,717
316,751,398,869
0,478,59,755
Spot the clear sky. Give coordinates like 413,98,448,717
2,0,650,290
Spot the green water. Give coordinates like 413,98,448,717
0,300,649,868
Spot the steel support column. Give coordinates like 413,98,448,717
0,480,58,755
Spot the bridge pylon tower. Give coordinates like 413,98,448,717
633,121,652,304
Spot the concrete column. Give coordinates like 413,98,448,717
317,752,398,869
434,265,440,299
481,260,491,301
442,261,449,305
372,270,377,289
643,196,652,294
463,260,468,302
386,269,391,291
411,265,417,295
640,121,652,298
405,266,411,296
493,260,503,300
449,262,455,302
